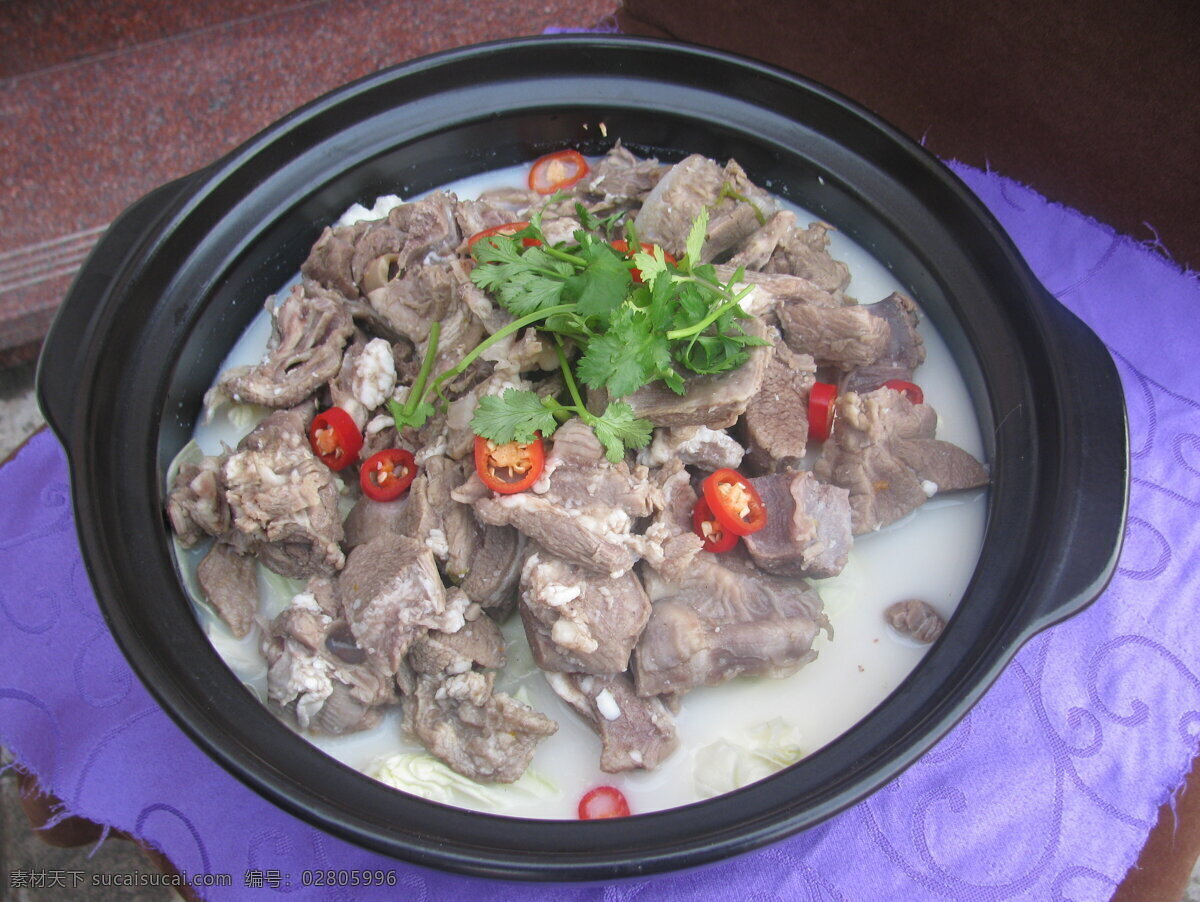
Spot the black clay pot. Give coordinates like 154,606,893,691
36,36,1127,881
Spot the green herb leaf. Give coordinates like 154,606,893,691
470,389,559,445
589,402,653,463
684,206,710,265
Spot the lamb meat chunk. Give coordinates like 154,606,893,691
579,142,667,206
740,335,816,473
840,292,926,395
167,455,229,547
519,551,652,675
764,220,852,292
218,283,354,408
545,672,678,773
459,523,527,616
885,599,946,644
328,337,397,427
638,425,745,472
196,541,259,638
398,455,481,583
263,582,398,735
777,301,892,370
636,458,705,583
814,387,989,534
339,534,467,675
713,266,853,312
351,191,461,291
365,263,456,346
341,495,408,549
221,436,345,578
619,316,772,429
404,670,558,783
471,419,656,577
301,221,369,299
633,154,778,260
725,210,797,272
742,472,853,578
408,603,507,677
237,402,314,453
634,550,828,698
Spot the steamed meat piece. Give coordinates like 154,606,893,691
634,551,828,698
839,292,927,395
196,542,259,638
579,143,668,206
519,552,652,675
742,472,853,578
633,154,778,261
470,419,656,577
638,424,745,471
338,535,467,675
740,335,816,473
263,580,398,735
302,220,369,298
408,605,507,677
637,458,705,583
777,300,892,370
725,210,798,271
620,316,773,429
885,599,946,644
167,455,229,547
217,283,355,407
351,191,461,290
404,670,558,783
712,265,853,311
545,672,678,773
398,455,481,583
366,263,457,346
814,386,989,534
763,220,852,292
341,494,408,549
328,337,397,427
221,431,345,579
458,523,527,616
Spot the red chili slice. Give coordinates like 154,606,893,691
308,407,363,471
701,469,767,537
578,785,631,820
467,221,541,249
474,434,546,495
610,239,678,284
360,449,417,502
807,381,838,443
528,149,589,195
692,497,739,553
882,379,924,405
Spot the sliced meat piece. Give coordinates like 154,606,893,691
397,455,481,583
341,494,408,549
579,142,667,206
301,221,369,299
712,266,854,311
636,458,705,583
408,605,507,676
764,220,852,292
725,210,797,272
638,424,745,472
777,301,892,370
545,672,678,773
839,292,926,395
338,534,467,675
352,191,461,291
519,552,651,675
742,472,853,579
633,154,778,261
885,599,946,644
458,523,527,616
218,283,355,408
263,583,398,735
404,670,558,783
196,541,259,638
167,455,229,547
740,334,816,473
221,437,345,579
365,263,456,346
813,387,989,534
329,337,397,427
619,316,772,428
634,550,828,698
471,419,656,577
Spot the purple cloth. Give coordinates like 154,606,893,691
2,163,1198,900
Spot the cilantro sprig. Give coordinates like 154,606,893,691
390,202,763,463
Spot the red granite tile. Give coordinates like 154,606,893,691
0,0,616,366
0,0,284,78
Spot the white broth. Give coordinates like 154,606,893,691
177,161,987,819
